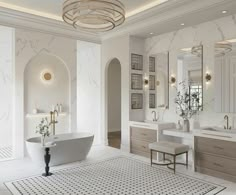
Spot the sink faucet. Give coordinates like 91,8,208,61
224,115,231,130
50,110,58,135
152,111,159,122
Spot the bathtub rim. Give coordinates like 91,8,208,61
26,132,94,144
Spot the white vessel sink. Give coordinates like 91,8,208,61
201,126,236,134
144,119,160,124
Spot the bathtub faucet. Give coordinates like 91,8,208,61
50,110,58,135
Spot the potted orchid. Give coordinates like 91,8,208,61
174,82,201,132
36,117,51,146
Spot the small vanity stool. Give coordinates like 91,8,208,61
42,143,56,177
149,141,189,173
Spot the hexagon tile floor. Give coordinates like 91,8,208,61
5,156,225,195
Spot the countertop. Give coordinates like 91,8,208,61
162,128,236,142
129,120,236,142
129,120,176,130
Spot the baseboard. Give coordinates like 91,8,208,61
108,129,121,133
120,144,130,153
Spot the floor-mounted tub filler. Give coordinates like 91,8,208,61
26,133,94,166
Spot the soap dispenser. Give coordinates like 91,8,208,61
56,104,59,112
59,103,63,113
176,120,182,130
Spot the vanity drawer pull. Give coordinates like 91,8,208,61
142,146,146,149
213,146,224,150
213,163,223,168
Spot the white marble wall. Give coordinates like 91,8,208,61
0,26,14,148
145,14,236,128
15,29,77,157
77,41,102,145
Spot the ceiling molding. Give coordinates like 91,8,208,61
0,0,235,43
101,0,236,40
0,6,101,43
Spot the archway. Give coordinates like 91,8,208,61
107,58,121,149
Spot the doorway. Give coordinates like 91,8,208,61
107,59,121,149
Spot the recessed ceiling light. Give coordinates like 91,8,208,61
150,32,154,35
222,10,227,14
181,23,185,26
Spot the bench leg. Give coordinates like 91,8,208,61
173,155,176,174
163,153,165,161
150,149,153,166
186,152,188,169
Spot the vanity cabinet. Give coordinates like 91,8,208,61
195,136,236,182
130,127,157,158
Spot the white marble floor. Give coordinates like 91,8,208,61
0,146,236,195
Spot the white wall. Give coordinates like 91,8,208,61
101,35,130,151
77,41,102,145
144,14,236,128
15,29,77,157
108,59,121,132
0,26,14,149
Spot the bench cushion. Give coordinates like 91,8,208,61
149,141,189,155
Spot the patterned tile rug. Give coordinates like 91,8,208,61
0,146,12,160
5,156,225,195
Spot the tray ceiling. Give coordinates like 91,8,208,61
0,0,168,19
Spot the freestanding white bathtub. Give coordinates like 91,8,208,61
26,133,94,166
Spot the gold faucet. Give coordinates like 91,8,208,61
224,115,231,130
152,111,159,122
50,110,58,135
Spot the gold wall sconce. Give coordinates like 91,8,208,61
205,73,212,83
40,69,54,84
170,76,176,85
144,79,149,86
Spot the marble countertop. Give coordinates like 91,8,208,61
129,121,176,130
129,120,236,142
162,128,236,142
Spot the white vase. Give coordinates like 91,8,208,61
183,119,190,132
41,135,45,146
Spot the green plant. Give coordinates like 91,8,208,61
174,82,201,120
36,117,51,138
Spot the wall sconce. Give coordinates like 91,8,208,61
156,80,160,86
40,69,54,84
144,78,149,86
205,73,212,83
170,76,176,85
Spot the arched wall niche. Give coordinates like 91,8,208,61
24,50,70,139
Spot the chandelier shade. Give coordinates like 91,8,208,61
62,0,126,32
215,42,232,57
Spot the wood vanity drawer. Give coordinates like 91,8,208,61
196,152,236,176
195,136,236,158
130,127,157,142
131,139,150,153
